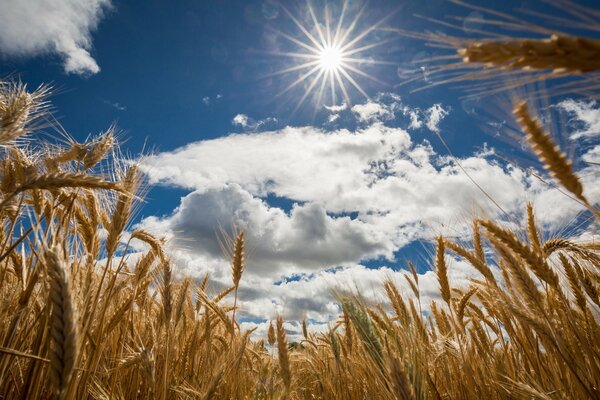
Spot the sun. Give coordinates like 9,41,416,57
318,45,343,72
267,1,393,112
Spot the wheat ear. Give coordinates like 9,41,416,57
276,315,291,392
267,321,276,347
436,236,451,305
459,35,600,74
46,248,78,400
526,203,542,256
514,100,587,204
82,130,115,170
105,165,138,257
480,219,559,289
231,231,245,289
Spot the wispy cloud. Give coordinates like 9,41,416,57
103,100,126,111
202,94,223,106
557,99,600,139
232,113,277,131
425,104,449,133
0,0,112,75
324,103,348,113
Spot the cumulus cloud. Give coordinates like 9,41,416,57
141,184,389,277
0,0,111,75
557,99,600,139
351,100,395,123
137,96,600,338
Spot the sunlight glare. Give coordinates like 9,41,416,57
318,45,343,72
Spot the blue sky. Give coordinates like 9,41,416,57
2,0,599,334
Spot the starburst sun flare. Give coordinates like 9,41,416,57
270,1,393,111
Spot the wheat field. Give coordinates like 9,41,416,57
1,15,600,400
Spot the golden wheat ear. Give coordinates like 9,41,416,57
0,81,51,144
46,247,79,400
435,236,451,305
459,35,600,74
276,315,291,392
267,320,276,347
513,100,588,205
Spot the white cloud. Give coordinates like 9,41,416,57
139,117,597,269
141,183,389,278
425,104,449,133
557,99,600,139
137,96,600,340
232,113,277,131
403,107,422,130
327,114,340,123
0,0,111,75
324,103,347,113
348,94,447,133
232,114,249,127
351,100,395,123
583,145,600,164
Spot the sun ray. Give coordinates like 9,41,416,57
278,64,322,97
342,63,388,86
336,3,367,50
332,1,348,48
342,38,395,57
341,57,397,65
325,5,332,48
339,8,398,53
308,3,328,50
281,4,325,52
334,68,351,106
273,29,322,54
262,60,321,79
294,69,327,113
315,71,329,108
329,70,336,104
338,67,369,98
267,50,319,60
